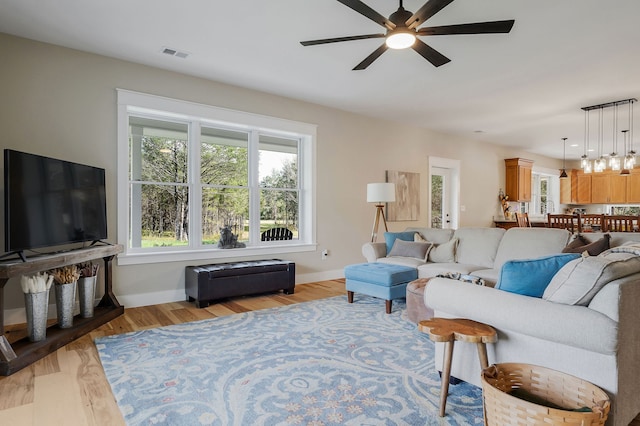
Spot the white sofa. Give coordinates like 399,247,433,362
362,228,640,425
362,227,571,286
423,232,640,426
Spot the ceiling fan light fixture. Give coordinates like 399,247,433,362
385,31,416,49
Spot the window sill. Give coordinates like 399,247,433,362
116,243,317,266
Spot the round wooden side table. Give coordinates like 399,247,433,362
418,317,497,417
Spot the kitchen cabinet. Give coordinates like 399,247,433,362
574,171,592,204
591,172,626,203
610,174,628,203
565,168,640,204
560,174,572,204
626,170,640,202
591,174,610,203
505,158,533,202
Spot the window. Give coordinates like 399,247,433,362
607,205,640,215
531,172,559,215
117,90,316,264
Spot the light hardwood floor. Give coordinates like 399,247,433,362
0,280,345,425
0,278,638,425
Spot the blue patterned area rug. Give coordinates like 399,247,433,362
95,295,484,425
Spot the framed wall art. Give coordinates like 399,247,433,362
386,170,420,221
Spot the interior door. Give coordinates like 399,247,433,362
431,166,452,229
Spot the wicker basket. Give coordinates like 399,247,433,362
481,363,610,426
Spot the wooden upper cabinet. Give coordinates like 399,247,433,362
591,173,610,203
575,171,592,204
505,158,533,202
567,168,635,204
626,169,640,203
560,174,572,204
610,174,627,203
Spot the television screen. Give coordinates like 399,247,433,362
4,149,107,254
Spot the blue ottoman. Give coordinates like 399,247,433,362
344,263,418,314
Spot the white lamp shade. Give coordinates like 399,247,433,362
367,183,396,203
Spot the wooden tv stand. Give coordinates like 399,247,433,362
0,244,124,375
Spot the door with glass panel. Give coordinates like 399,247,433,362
431,167,452,229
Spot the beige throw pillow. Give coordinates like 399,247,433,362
414,233,428,242
428,237,458,263
543,251,640,305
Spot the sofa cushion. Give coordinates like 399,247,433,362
452,227,505,269
377,256,425,268
469,268,500,287
428,237,458,263
562,234,610,256
387,239,432,261
493,228,571,271
418,262,483,279
383,231,416,254
496,253,581,297
543,251,640,305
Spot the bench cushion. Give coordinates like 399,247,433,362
191,260,293,278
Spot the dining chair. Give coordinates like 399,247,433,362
547,214,577,233
577,214,605,233
515,212,531,227
604,215,639,232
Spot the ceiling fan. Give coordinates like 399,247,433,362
300,0,515,70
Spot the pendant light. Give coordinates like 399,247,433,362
559,138,568,179
582,98,636,172
627,100,636,167
581,109,591,172
609,104,621,170
621,129,631,175
594,107,606,173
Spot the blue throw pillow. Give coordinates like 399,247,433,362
383,232,417,254
496,253,581,298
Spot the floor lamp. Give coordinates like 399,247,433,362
367,183,396,242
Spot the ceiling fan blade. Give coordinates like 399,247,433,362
301,33,385,46
353,44,388,70
337,0,395,29
412,39,450,67
407,0,455,30
417,20,515,36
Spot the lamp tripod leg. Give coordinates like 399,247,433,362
371,205,387,242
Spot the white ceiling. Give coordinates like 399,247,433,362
1,0,640,161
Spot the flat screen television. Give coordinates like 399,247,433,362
4,149,108,259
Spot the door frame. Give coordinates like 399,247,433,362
428,156,461,229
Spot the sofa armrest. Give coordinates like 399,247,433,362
362,242,386,262
424,278,617,355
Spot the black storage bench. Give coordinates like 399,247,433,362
185,259,295,308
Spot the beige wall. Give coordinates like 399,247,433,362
0,33,562,311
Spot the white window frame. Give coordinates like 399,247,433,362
531,167,560,215
116,89,317,265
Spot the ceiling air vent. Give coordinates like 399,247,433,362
162,47,189,59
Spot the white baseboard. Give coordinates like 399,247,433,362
118,269,346,308
5,269,346,324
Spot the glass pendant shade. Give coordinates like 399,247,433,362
610,154,621,170
584,160,593,174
